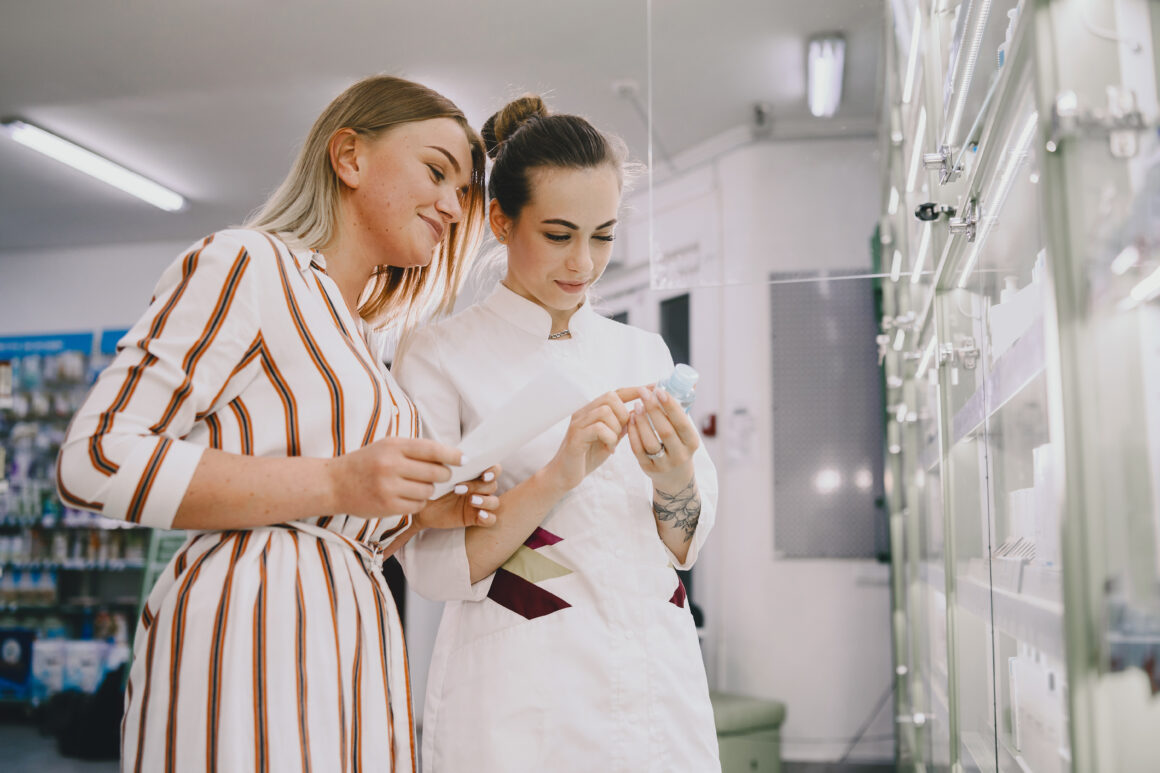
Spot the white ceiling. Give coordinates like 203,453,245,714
0,0,883,252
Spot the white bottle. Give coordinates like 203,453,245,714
656,364,699,412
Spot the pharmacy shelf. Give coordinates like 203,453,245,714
956,572,1065,663
2,560,145,571
0,599,139,613
951,321,1045,446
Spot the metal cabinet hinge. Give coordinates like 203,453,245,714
947,198,979,242
922,144,963,185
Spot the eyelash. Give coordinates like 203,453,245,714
428,164,445,183
545,233,616,243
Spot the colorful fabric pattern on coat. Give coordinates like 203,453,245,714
486,527,571,620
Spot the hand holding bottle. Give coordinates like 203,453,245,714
626,384,700,493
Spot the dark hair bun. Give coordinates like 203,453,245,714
481,95,550,159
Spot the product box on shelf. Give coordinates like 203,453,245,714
0,626,36,701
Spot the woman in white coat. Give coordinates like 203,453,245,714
394,96,720,773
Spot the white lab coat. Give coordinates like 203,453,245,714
394,283,720,773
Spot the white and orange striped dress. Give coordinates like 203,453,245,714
57,228,420,773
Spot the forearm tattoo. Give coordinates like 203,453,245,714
653,479,701,542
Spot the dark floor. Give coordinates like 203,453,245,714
0,721,119,773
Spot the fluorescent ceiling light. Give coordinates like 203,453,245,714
808,36,846,118
1,119,186,212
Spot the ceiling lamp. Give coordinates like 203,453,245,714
1,119,186,212
807,35,846,118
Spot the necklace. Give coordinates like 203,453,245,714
548,329,571,340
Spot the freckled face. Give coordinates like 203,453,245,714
347,117,474,269
499,166,621,316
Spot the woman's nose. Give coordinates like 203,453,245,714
566,241,594,273
436,188,464,224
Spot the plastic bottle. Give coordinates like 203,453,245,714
656,364,699,412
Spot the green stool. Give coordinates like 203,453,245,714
711,691,786,773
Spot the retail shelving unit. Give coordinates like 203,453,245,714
0,333,179,704
878,0,1160,770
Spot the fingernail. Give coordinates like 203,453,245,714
657,389,668,402
482,471,495,482
454,484,469,495
471,495,483,506
459,455,470,466
478,510,491,522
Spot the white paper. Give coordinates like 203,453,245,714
430,365,594,499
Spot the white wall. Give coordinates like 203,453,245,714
0,240,190,335
597,134,896,763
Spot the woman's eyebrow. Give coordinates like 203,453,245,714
540,218,618,229
426,146,461,173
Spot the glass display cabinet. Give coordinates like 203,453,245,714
879,0,1160,770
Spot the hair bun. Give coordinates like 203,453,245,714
481,95,549,159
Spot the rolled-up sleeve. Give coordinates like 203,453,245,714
393,328,493,601
56,232,261,529
649,334,718,570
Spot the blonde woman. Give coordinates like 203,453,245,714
57,75,500,772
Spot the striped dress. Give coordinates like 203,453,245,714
57,228,420,772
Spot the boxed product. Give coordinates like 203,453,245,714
63,639,109,694
0,627,36,701
31,637,65,700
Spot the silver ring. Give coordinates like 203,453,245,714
645,444,666,460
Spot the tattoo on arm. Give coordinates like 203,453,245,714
652,479,701,542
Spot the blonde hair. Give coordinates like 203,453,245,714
247,75,487,329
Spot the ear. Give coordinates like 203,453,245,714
489,199,513,242
329,128,363,189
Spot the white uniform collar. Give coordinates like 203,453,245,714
483,281,596,340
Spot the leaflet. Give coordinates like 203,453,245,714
430,365,594,499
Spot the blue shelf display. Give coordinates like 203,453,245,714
1,327,145,703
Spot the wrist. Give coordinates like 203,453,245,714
651,467,696,498
532,464,573,502
319,456,345,515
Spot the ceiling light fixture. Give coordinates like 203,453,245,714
1,119,186,212
807,35,846,118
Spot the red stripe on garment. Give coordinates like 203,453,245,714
266,234,345,456
90,236,212,476
259,339,300,456
315,540,349,771
196,333,262,421
368,558,412,771
130,612,161,773
125,437,173,524
228,398,253,455
161,533,232,773
205,413,222,449
350,589,364,773
149,246,251,434
206,532,250,772
290,532,313,772
252,542,270,773
56,431,104,509
310,272,383,448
